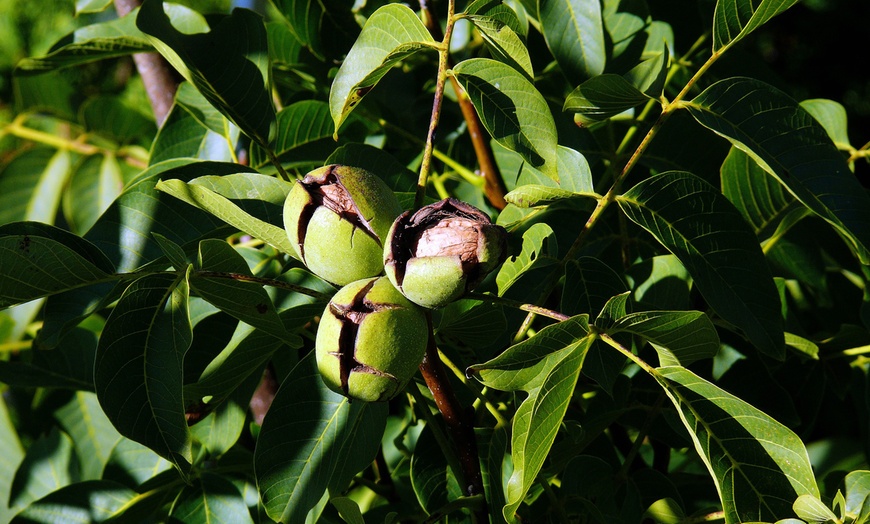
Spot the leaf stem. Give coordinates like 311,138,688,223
415,0,458,210
465,292,569,322
597,331,658,378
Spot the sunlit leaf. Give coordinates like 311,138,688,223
720,147,795,237
712,0,799,52
801,98,851,151
11,480,136,524
453,58,559,181
0,147,71,226
608,310,720,366
55,392,123,481
250,100,341,170
64,154,125,235
255,353,387,524
496,223,559,296
465,14,533,78
468,315,593,523
137,0,275,146
538,0,605,82
655,366,819,523
102,438,172,488
0,400,25,522
617,171,784,359
563,74,650,123
329,4,437,133
94,271,193,476
9,429,78,510
685,77,870,263
170,473,254,524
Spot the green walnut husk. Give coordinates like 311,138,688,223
384,198,508,309
316,276,428,402
284,164,402,286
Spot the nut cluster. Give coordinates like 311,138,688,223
284,165,508,402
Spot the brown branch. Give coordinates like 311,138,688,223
419,0,508,210
114,0,180,126
418,313,487,522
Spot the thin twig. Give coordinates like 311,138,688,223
418,313,487,522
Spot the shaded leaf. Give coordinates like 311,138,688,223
627,254,692,311
684,77,870,263
0,222,114,308
468,315,593,523
712,0,799,52
170,473,254,524
563,74,650,123
94,272,193,476
64,154,125,235
11,480,136,524
329,4,437,133
595,291,631,328
250,100,340,169
0,147,71,225
608,310,720,366
562,256,628,317
255,353,387,524
55,392,123,481
102,438,172,488
452,58,559,181
655,366,819,523
9,428,79,509
616,171,784,359
137,0,275,146
720,147,795,237
465,14,533,78
0,400,25,523
538,0,605,82
435,299,507,349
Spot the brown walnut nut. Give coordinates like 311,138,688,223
383,198,508,309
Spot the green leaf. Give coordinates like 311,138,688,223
94,272,193,476
608,311,720,366
0,399,25,523
465,14,533,79
562,256,628,317
152,233,188,270
563,74,650,123
505,185,584,208
137,0,276,146
192,239,297,345
255,353,388,524
595,291,631,328
170,473,254,524
63,154,125,235
720,147,795,237
655,366,819,523
616,171,784,359
156,177,296,256
628,254,692,311
329,4,437,133
496,222,559,296
327,143,419,193
85,159,243,272
189,383,250,457
80,95,157,145
330,497,366,524
76,0,114,14
793,494,838,523
11,480,137,524
538,0,605,82
250,100,340,170
150,82,239,165
468,315,593,523
453,58,559,181
0,147,71,225
502,146,595,204
9,428,79,510
801,98,851,151
684,77,870,264
623,45,670,98
15,9,152,72
712,0,799,52
0,222,114,308
409,423,457,514
435,299,507,349
55,392,123,481
102,438,172,488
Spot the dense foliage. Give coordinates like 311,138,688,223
1,0,869,522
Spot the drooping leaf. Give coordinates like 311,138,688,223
712,0,799,52
191,239,297,345
15,8,153,72
452,58,559,181
156,177,296,256
538,0,605,82
720,147,795,237
11,480,137,524
170,473,254,524
801,98,851,151
55,392,123,481
255,353,387,524
94,271,194,476
607,310,720,366
464,14,533,79
0,221,114,308
684,77,870,263
655,366,819,523
617,171,784,359
137,0,276,146
329,4,437,133
496,222,559,296
468,315,593,523
563,74,650,123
